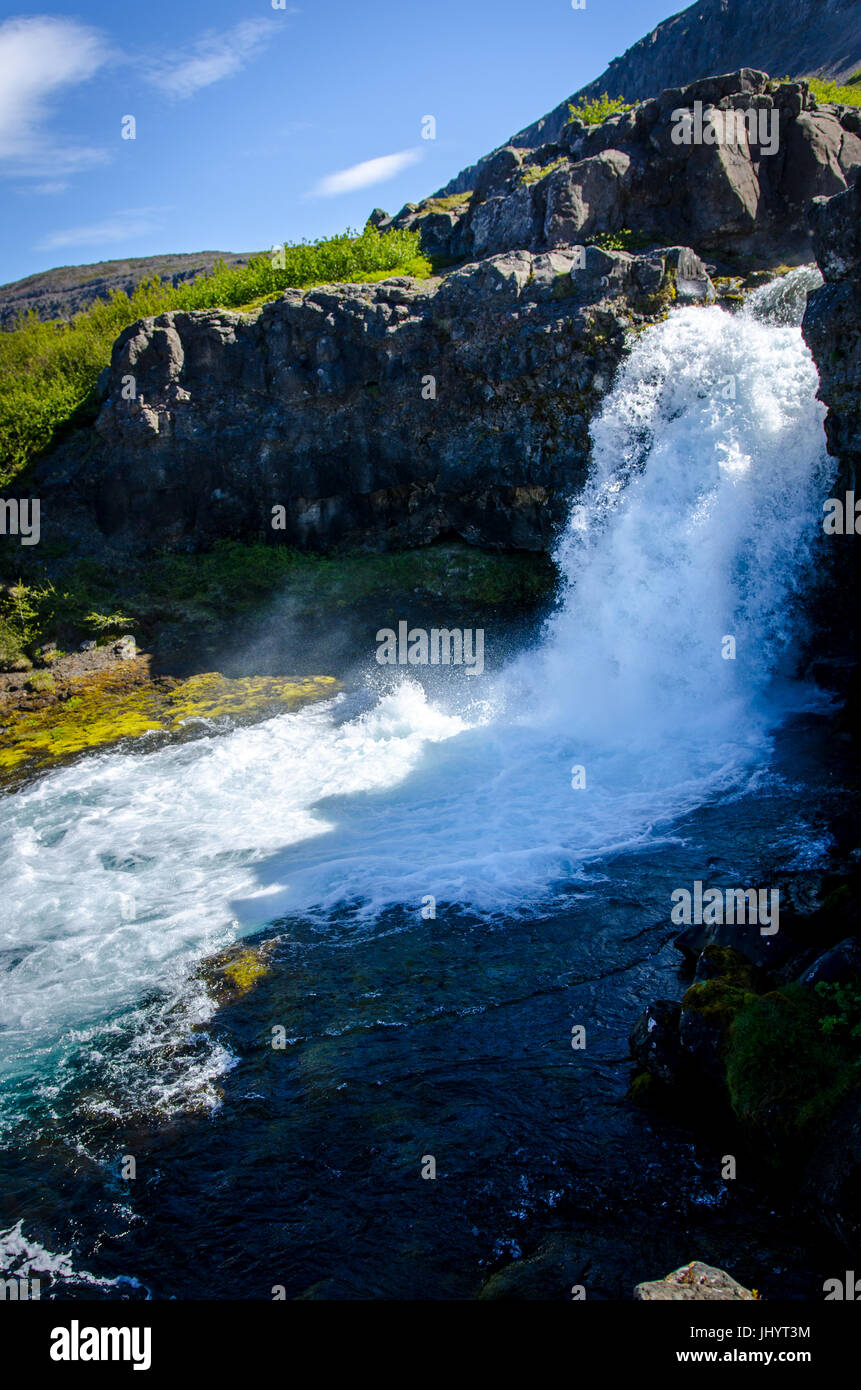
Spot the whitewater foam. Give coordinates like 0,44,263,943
0,283,835,1124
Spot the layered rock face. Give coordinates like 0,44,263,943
391,72,861,264
30,71,861,555
803,176,861,490
52,246,687,552
802,176,861,661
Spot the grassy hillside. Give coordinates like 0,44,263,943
0,225,429,488
0,250,258,329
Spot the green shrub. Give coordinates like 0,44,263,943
0,226,428,486
0,577,132,667
807,76,861,107
0,614,28,669
520,157,567,185
591,228,655,252
816,981,861,1045
567,93,632,126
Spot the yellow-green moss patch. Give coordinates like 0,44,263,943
195,940,275,1012
0,666,340,777
217,945,273,998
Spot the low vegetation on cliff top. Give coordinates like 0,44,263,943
0,225,428,486
807,74,861,107
567,93,632,126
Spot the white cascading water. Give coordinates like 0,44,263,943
0,271,835,1122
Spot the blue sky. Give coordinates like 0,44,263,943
0,0,673,284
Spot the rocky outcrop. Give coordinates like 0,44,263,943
634,1261,756,1300
802,175,861,666
803,176,861,490
23,71,860,559
630,856,861,1249
389,72,861,266
31,244,703,553
436,0,861,196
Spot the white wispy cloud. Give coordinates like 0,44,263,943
143,19,279,99
0,16,110,175
30,181,70,195
306,148,423,198
36,207,166,252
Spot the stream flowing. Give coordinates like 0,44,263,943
0,271,843,1297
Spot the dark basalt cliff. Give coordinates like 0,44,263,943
28,71,861,558
803,175,861,666
803,175,861,492
39,244,711,554
625,165,861,1252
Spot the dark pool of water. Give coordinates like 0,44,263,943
0,711,851,1301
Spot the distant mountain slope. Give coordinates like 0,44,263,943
0,251,258,328
436,0,861,193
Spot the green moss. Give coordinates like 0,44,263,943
629,1071,656,1104
682,979,756,1034
590,228,654,253
220,947,270,996
726,984,861,1149
421,193,473,213
0,668,340,776
697,945,758,989
25,670,56,693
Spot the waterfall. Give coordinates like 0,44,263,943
0,277,835,1122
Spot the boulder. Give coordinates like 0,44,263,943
799,937,861,986
629,999,682,1087
543,150,631,246
634,1261,756,1300
664,247,716,302
783,112,855,204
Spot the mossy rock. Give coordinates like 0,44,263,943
0,667,340,777
25,670,56,694
201,942,274,1005
694,944,758,989
629,1070,658,1105
726,984,861,1152
681,979,757,1033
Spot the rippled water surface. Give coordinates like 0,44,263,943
0,274,845,1297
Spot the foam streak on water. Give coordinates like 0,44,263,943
0,279,834,1120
